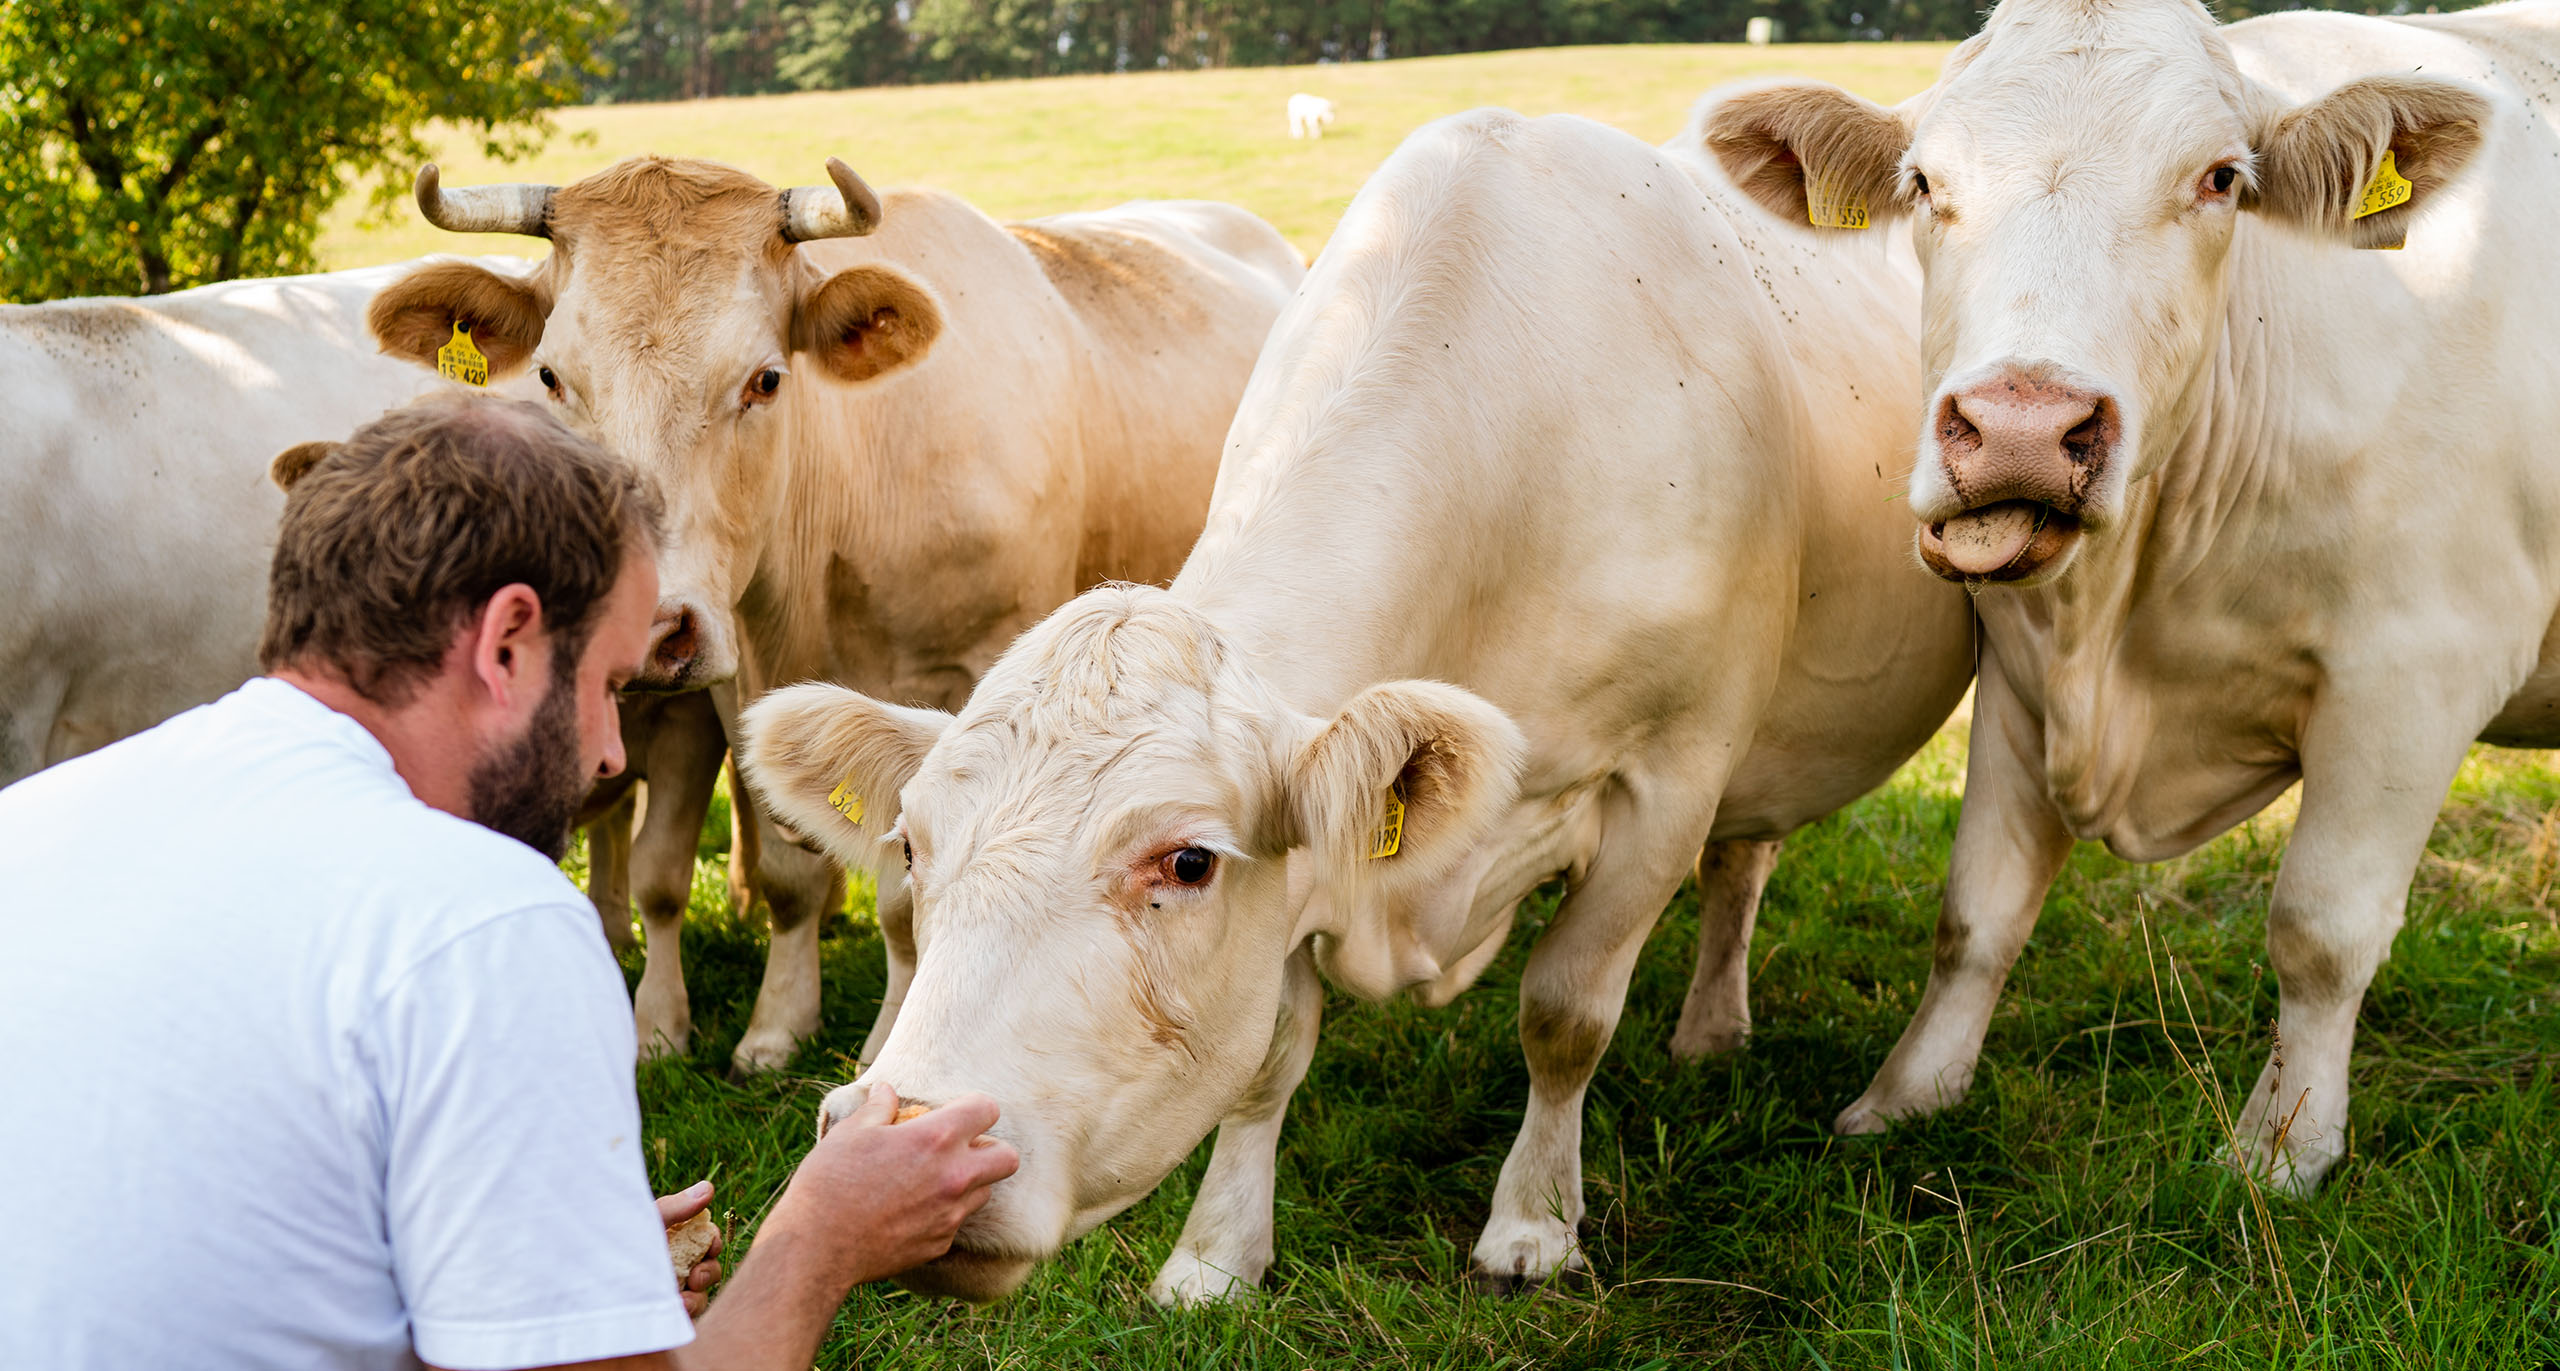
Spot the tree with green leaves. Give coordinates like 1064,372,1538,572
0,1,615,302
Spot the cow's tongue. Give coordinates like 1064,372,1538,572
1937,502,2042,575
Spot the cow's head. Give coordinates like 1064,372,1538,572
368,157,945,687
1699,0,2488,584
737,586,1523,1299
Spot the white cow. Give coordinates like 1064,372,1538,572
1288,93,1337,139
1697,0,2558,1191
739,108,1973,1302
0,263,519,784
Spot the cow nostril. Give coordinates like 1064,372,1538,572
1937,396,1984,456
2063,410,2106,462
652,609,699,672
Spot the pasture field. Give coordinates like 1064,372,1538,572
598,715,2560,1369
315,42,1954,269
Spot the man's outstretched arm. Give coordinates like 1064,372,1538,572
439,1085,1019,1371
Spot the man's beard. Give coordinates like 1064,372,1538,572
466,659,588,862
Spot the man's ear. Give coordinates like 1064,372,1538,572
2251,74,2489,249
1695,78,1913,230
269,440,340,492
1287,680,1526,894
367,259,549,378
792,263,944,384
737,683,952,874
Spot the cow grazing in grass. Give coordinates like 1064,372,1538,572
1288,93,1337,139
1698,0,2558,1192
375,156,1303,1074
0,264,527,786
738,107,1974,1301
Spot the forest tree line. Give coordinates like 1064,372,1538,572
594,0,2456,100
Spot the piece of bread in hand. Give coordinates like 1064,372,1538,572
666,1210,720,1283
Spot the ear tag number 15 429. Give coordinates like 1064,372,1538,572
437,321,489,388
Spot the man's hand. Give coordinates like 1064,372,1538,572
654,1182,723,1317
777,1083,1022,1287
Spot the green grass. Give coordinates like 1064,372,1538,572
317,42,1953,269
606,712,2560,1368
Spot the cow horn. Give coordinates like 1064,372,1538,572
779,157,883,242
414,163,555,238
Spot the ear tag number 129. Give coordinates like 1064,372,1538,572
1366,781,1406,861
437,321,489,388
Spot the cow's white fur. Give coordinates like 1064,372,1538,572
1700,0,2560,1192
1288,93,1336,139
0,261,532,786
380,166,1303,1074
742,109,1974,1301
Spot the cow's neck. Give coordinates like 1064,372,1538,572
2027,234,2311,843
1173,433,1499,715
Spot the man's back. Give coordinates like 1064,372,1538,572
0,678,686,1370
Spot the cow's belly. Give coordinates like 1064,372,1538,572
2479,603,2560,748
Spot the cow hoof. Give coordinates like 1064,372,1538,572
1467,1224,1587,1295
728,1033,799,1078
1833,1099,1891,1135
1667,1021,1749,1061
1148,1249,1261,1307
635,1024,692,1063
2217,1134,2337,1199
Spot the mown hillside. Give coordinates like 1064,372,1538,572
319,42,1953,267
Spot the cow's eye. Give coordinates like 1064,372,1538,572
757,368,782,395
537,365,560,396
901,838,913,870
1912,171,1930,196
1161,847,1216,887
2206,165,2238,196
743,367,784,407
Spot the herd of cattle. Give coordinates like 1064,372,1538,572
6,0,2555,1306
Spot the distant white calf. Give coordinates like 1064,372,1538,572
1287,93,1335,139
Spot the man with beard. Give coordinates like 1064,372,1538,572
0,394,1017,1371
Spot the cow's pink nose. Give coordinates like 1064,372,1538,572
1933,373,2115,513
646,606,699,684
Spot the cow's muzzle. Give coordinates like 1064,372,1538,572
1916,369,2116,584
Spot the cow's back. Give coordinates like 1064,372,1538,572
0,266,482,781
1008,204,1302,588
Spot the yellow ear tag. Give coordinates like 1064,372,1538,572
436,321,489,388
826,776,864,826
1806,179,1871,230
1365,780,1406,861
2355,149,2413,221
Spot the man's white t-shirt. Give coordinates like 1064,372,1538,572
0,678,695,1370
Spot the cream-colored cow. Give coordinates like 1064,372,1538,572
1697,0,2556,1191
370,157,1303,1074
740,108,1972,1301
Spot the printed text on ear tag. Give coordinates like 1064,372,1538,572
2355,149,2413,221
827,777,864,825
437,322,489,388
1806,180,1871,230
1366,781,1406,861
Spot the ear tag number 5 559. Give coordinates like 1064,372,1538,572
437,321,489,388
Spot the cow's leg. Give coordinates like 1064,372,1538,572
1471,787,1713,1291
1669,838,1781,1059
724,753,758,917
632,693,727,1061
732,797,845,1078
2229,707,2471,1194
584,787,638,955
1837,651,2073,1134
1149,947,1324,1307
858,867,916,1064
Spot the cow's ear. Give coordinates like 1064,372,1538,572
269,440,340,492
793,263,944,384
738,683,951,875
1285,680,1525,903
2251,75,2489,249
367,260,549,378
1695,79,1913,230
